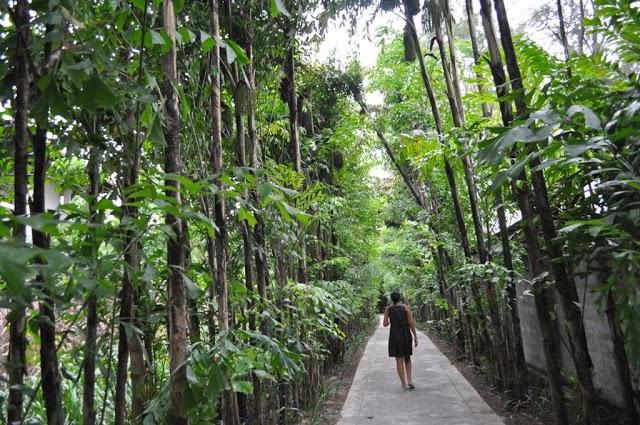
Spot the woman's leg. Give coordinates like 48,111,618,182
404,356,413,386
395,357,407,389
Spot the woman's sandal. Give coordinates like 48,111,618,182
408,384,415,390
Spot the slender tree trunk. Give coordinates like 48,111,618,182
530,168,599,425
464,0,492,117
8,1,29,422
515,182,569,425
495,187,528,396
210,2,238,424
35,130,64,425
478,0,514,125
115,245,134,425
490,0,527,118
129,287,147,425
34,26,64,424
162,1,188,423
184,221,201,341
244,19,267,423
284,39,309,284
578,0,586,54
406,10,493,377
605,289,639,425
555,0,573,78
82,149,101,425
130,4,150,422
491,2,599,421
479,0,568,420
442,0,464,120
229,32,256,328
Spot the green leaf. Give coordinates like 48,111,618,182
257,183,273,201
60,6,85,28
232,380,253,395
567,105,601,130
239,206,257,226
132,0,146,10
75,73,119,111
147,112,166,146
283,202,310,225
183,272,202,299
270,0,291,18
149,30,166,45
200,30,215,52
224,38,250,65
186,365,199,384
178,28,195,43
253,369,276,381
205,363,226,395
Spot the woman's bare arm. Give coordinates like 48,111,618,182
406,305,418,346
383,307,390,327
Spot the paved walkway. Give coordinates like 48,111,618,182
338,316,504,425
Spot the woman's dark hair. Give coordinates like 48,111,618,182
390,291,401,303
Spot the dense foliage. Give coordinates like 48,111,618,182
1,0,639,424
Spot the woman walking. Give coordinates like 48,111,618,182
383,290,418,390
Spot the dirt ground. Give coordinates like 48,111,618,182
299,324,376,425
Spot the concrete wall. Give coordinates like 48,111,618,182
516,268,624,406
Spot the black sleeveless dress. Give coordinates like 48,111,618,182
388,304,413,358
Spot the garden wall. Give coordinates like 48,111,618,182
516,266,625,406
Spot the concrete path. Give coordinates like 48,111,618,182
337,316,504,425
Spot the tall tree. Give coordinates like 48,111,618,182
284,36,309,284
492,1,599,422
8,1,29,422
478,0,568,421
403,4,493,379
555,0,573,77
210,1,239,424
428,0,510,389
464,0,492,117
82,147,101,425
35,23,65,425
162,0,188,423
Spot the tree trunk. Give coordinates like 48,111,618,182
489,2,599,421
162,1,188,423
515,181,569,425
8,1,29,422
34,26,65,423
606,289,639,425
229,22,256,327
405,10,494,376
210,2,239,424
442,0,464,120
578,0,586,54
184,221,201,342
115,246,134,425
555,0,573,78
284,40,309,284
495,187,528,396
490,0,527,118
529,167,599,425
464,0,492,117
82,148,101,425
129,4,151,423
479,0,570,418
129,285,147,425
244,19,267,423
